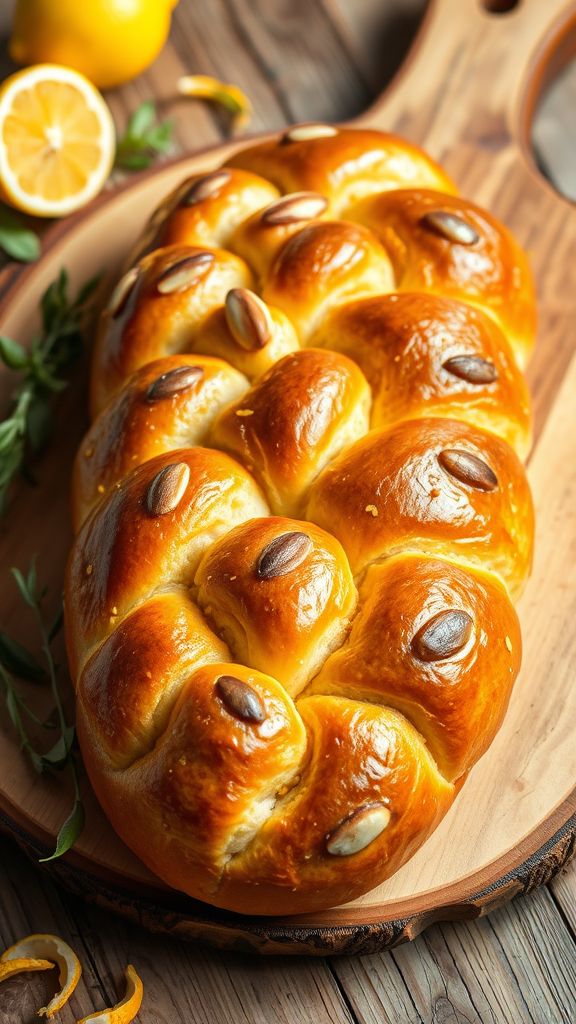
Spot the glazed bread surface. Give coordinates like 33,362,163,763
66,124,535,916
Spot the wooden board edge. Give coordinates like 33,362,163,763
1,801,574,957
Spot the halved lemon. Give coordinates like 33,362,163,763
0,64,115,217
0,933,82,1017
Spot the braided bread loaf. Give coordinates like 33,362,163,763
65,125,535,916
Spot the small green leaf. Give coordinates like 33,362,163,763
115,102,174,173
0,633,45,682
26,557,37,601
10,567,35,608
48,603,64,642
75,273,101,307
40,725,75,768
39,797,85,862
115,151,154,171
145,121,173,152
0,419,19,452
0,335,29,370
26,396,53,452
0,207,40,263
126,100,156,138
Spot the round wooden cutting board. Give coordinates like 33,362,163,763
0,0,575,956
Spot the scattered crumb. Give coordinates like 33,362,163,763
229,575,237,581
84,447,94,459
85,564,93,576
111,606,118,615
178,755,187,766
97,484,105,494
145,670,152,679
365,504,378,517
505,635,513,652
235,408,254,417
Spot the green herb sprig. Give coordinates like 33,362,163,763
115,100,174,171
0,269,100,514
0,558,84,861
0,204,40,263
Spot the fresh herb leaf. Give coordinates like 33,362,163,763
0,336,29,370
48,603,64,643
1,561,85,859
41,725,75,769
0,632,45,682
39,796,85,862
10,566,35,607
0,205,40,263
126,99,156,137
115,100,174,172
0,268,101,513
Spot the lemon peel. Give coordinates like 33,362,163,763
177,75,252,130
0,933,81,1018
76,964,143,1024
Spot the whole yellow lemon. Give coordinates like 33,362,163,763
9,0,179,90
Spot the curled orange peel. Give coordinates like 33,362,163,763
76,964,143,1024
177,74,252,129
0,933,81,1018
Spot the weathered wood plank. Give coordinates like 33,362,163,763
551,859,576,938
0,2,575,1022
0,835,357,1024
332,887,576,1024
329,0,426,94
0,839,109,1023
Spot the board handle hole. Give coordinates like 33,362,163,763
482,0,520,13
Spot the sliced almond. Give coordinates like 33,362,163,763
183,169,232,206
411,609,473,662
442,354,498,384
146,462,190,516
108,267,139,318
156,252,214,295
216,675,266,723
438,448,498,491
256,531,313,579
146,365,204,402
326,803,391,856
420,210,480,245
225,288,272,351
283,124,338,143
260,192,328,226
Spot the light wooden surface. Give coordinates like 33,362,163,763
0,0,576,1019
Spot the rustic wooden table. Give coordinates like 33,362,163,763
0,1,575,1021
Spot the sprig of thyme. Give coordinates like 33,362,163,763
0,269,101,514
0,558,84,861
115,100,174,171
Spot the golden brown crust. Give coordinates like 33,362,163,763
66,125,536,915
308,554,521,782
91,245,253,415
132,167,280,261
306,416,533,595
73,355,249,529
210,348,371,515
227,126,457,213
195,516,357,695
349,188,536,368
312,292,532,458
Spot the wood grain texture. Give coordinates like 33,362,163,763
0,0,575,1018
